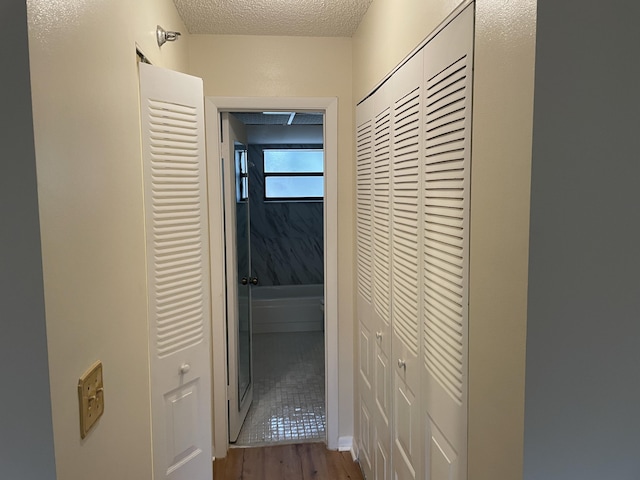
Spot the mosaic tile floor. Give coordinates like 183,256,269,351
234,331,325,446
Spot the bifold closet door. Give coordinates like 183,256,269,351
421,5,473,480
356,95,375,479
356,78,395,480
389,52,425,480
357,6,474,480
371,80,393,480
139,63,212,480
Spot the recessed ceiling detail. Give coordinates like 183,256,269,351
172,0,373,36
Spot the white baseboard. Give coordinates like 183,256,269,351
338,435,357,461
338,435,352,451
349,437,358,462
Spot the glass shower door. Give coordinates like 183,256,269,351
235,145,252,410
222,113,254,443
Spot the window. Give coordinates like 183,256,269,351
263,149,324,200
235,144,248,201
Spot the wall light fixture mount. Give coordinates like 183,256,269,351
156,25,181,47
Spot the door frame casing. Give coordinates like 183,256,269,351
205,96,339,458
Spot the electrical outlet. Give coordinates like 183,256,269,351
78,361,104,439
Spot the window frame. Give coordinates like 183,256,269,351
263,147,324,201
236,145,249,202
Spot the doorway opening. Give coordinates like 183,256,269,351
205,97,339,458
228,112,326,446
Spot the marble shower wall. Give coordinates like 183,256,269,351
248,144,324,286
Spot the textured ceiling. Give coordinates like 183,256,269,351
172,0,373,36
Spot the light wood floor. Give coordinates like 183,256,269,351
213,443,364,480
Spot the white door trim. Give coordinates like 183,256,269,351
205,96,339,457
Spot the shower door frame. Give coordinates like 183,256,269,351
205,96,340,458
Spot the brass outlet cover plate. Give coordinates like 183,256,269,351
78,361,104,439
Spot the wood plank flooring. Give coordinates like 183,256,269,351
213,443,364,480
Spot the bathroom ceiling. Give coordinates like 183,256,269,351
232,112,324,126
172,0,373,36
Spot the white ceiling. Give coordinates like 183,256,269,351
172,0,373,37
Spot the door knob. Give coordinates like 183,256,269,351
250,277,259,285
375,331,382,340
180,363,191,374
397,359,406,369
241,277,248,285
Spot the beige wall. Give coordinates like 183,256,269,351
187,35,355,440
469,1,536,478
352,1,537,478
27,1,189,479
352,0,464,101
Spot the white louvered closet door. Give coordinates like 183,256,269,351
421,5,473,480
372,80,394,480
356,95,375,480
139,63,212,480
389,53,425,480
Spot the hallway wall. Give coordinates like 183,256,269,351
26,1,189,479
188,34,355,442
0,3,56,479
352,0,463,100
352,1,537,478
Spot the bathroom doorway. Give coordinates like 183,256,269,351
227,111,326,446
205,97,339,458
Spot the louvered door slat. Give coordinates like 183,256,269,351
425,217,463,236
424,211,463,229
391,85,422,356
422,54,469,403
373,107,392,322
424,331,463,372
425,168,465,182
393,254,418,277
148,100,205,359
419,9,474,478
356,117,374,302
424,297,462,334
424,263,463,296
423,16,471,417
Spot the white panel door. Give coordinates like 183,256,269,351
421,6,473,480
389,52,425,480
139,63,212,480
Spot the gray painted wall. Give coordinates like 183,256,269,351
524,2,640,478
0,3,57,478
